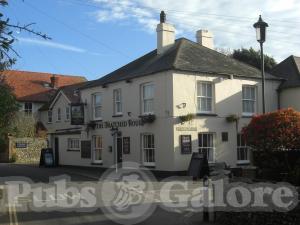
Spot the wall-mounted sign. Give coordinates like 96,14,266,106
180,135,192,154
123,137,130,154
71,104,85,125
176,127,197,131
81,140,91,159
95,119,144,129
15,142,27,149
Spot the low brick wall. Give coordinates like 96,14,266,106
9,137,47,164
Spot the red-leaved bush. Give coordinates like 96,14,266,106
242,108,300,152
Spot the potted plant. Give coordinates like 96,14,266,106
139,114,156,124
179,113,195,124
226,114,239,123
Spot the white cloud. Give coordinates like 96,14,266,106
91,0,300,62
17,37,86,53
17,37,104,56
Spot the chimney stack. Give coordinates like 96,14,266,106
50,75,59,88
156,11,175,55
196,30,214,49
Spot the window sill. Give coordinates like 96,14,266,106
112,114,123,117
196,113,218,117
47,122,52,124
141,165,156,169
67,149,80,152
91,119,103,122
237,160,250,165
241,114,254,118
91,162,103,165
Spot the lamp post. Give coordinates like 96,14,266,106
253,15,268,114
110,126,120,173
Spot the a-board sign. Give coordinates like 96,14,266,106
81,140,91,159
123,137,130,154
39,148,55,167
187,152,209,179
180,135,192,154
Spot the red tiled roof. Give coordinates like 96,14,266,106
0,70,87,102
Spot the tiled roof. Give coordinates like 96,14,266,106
39,81,90,111
0,70,87,102
271,55,300,89
82,38,281,89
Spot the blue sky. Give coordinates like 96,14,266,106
3,0,300,80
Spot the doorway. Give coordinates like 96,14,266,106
54,137,59,166
116,137,123,164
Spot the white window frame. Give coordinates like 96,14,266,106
65,106,70,121
242,85,257,116
237,133,250,164
197,82,214,114
57,108,61,122
24,102,33,116
48,110,52,123
67,138,80,151
93,135,103,163
113,89,122,115
198,133,215,162
141,133,155,166
92,93,102,120
141,83,154,115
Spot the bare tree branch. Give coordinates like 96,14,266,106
6,23,51,40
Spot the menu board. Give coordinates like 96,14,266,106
81,140,91,159
180,135,192,154
123,137,130,154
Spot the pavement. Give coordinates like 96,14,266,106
0,163,217,225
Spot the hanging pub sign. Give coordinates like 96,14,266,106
71,103,85,125
123,137,130,154
180,135,192,154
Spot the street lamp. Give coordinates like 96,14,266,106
253,15,268,114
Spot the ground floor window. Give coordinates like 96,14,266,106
142,134,155,166
237,134,250,164
198,133,214,162
93,136,103,163
68,138,80,151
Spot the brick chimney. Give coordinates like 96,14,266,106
50,75,59,88
196,30,214,49
156,11,175,55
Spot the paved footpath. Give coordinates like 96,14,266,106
0,163,216,225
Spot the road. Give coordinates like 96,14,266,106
0,164,212,225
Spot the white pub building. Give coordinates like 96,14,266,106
40,12,282,172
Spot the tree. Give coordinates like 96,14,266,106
0,0,50,71
0,81,19,136
243,108,300,151
231,47,277,72
242,108,300,182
